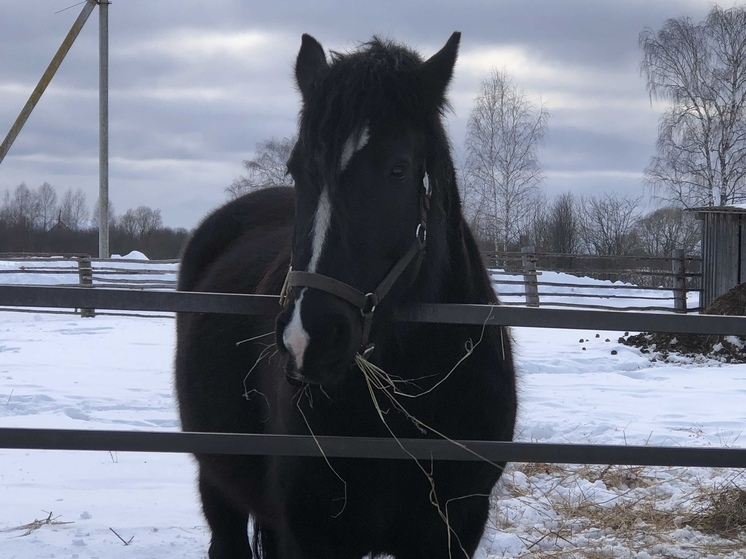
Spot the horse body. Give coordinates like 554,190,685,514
176,33,517,559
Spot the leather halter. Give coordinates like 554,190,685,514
280,173,431,354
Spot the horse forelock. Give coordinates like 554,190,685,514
296,38,447,191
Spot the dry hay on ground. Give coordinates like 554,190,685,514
621,282,746,363
492,463,746,558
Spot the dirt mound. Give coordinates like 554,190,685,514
621,283,746,363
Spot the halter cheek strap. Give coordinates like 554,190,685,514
279,172,431,353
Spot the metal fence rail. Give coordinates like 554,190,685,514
1,285,745,468
1,428,744,468
2,284,746,335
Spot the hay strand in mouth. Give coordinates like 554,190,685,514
355,307,502,559
236,331,275,345
355,354,505,471
293,384,348,518
242,345,277,399
360,365,470,559
359,306,494,400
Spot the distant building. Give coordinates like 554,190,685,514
48,211,72,234
692,206,746,309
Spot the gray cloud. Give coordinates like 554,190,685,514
0,0,736,228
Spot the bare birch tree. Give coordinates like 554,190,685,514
579,193,642,256
547,192,583,254
119,206,163,238
36,182,58,231
463,69,549,252
226,137,295,199
59,188,89,230
91,198,116,229
1,183,38,229
640,5,746,207
634,206,701,256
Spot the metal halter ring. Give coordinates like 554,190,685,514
416,223,427,244
362,292,378,316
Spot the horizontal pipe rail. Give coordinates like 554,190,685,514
0,428,744,468
1,284,745,334
491,279,692,292
483,251,702,263
0,285,741,470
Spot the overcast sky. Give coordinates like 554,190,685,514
0,0,738,229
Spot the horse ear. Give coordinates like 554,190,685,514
413,32,461,106
295,34,329,99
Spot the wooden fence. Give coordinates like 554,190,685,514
1,251,704,314
0,252,177,288
483,248,702,312
0,252,178,318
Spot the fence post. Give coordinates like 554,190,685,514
521,246,540,307
672,249,686,313
77,257,95,318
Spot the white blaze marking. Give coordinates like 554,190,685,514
283,187,333,370
283,291,309,370
340,126,370,172
308,187,332,273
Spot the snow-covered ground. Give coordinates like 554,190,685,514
1,255,744,558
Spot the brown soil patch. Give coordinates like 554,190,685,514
621,283,746,363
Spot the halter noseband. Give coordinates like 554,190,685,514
279,173,431,354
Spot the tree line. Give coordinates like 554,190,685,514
0,182,189,259
225,6,746,261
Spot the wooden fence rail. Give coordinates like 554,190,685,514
485,248,701,312
1,251,704,314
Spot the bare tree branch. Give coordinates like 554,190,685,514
462,69,549,251
226,137,296,199
640,6,746,207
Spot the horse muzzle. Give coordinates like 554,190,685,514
275,290,363,386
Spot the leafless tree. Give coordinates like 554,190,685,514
579,193,642,256
635,206,701,256
36,182,58,231
91,198,116,229
463,69,549,252
640,5,746,207
1,183,38,230
521,191,549,249
226,137,295,199
119,206,163,238
546,192,583,254
59,188,89,230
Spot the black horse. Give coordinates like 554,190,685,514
176,32,517,559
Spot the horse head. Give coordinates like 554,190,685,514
275,33,461,386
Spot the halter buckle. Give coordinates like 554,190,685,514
279,266,293,307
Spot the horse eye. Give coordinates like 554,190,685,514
389,165,407,180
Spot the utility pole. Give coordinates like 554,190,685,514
0,0,97,165
98,1,110,258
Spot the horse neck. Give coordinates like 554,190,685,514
372,207,493,363
419,199,494,306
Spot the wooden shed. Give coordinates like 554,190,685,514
693,206,746,309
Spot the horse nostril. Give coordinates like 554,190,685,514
326,320,351,352
303,314,356,373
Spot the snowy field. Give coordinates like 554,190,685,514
1,254,744,558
